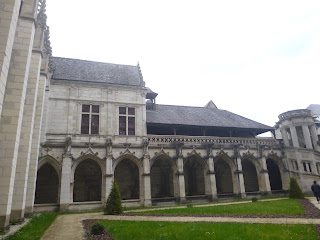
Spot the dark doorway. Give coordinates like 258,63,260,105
242,159,259,192
73,159,102,202
35,163,59,204
266,159,283,190
114,158,139,200
150,157,174,198
215,158,233,194
184,157,205,196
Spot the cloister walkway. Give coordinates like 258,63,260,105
39,197,320,240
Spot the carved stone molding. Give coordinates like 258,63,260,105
241,151,256,160
81,147,98,156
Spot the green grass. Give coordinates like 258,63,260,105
99,221,318,240
137,199,305,215
5,213,59,240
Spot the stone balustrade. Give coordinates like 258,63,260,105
278,109,312,121
147,135,279,147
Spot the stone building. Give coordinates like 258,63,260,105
1,0,320,231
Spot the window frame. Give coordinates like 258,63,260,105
119,106,136,136
81,104,100,135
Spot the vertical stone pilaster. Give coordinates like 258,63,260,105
310,125,320,152
11,50,42,220
142,155,151,206
0,10,36,227
290,126,300,148
235,157,246,198
25,74,47,215
59,155,72,211
260,157,271,193
105,156,113,200
302,125,313,149
176,156,186,203
105,138,113,201
0,0,21,116
280,128,290,147
207,156,217,201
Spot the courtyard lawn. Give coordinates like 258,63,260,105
100,221,318,240
5,212,59,240
137,199,305,215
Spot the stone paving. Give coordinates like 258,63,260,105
38,197,320,240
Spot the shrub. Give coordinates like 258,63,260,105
289,177,305,199
104,181,123,215
251,197,258,202
90,222,105,235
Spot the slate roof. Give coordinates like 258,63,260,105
51,57,143,86
307,104,320,115
146,104,273,132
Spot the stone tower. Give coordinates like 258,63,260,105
277,109,320,191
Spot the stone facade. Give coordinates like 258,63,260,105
0,0,51,229
0,0,320,231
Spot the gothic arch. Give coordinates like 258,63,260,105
73,158,102,202
35,162,60,204
150,155,176,198
113,154,143,173
38,155,61,179
266,158,283,191
114,155,141,200
241,158,259,192
71,153,104,181
214,155,236,194
184,155,207,196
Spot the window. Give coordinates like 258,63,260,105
119,107,135,136
81,104,99,134
303,162,307,172
303,162,312,173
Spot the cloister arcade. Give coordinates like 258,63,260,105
34,150,285,207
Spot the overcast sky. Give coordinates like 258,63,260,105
46,0,320,131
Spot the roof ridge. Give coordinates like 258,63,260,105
52,56,137,68
156,103,222,110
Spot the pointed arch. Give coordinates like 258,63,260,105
38,155,61,179
214,156,235,194
35,162,60,204
266,158,283,191
72,153,104,181
150,155,176,198
114,155,141,200
73,157,102,202
184,155,207,196
241,158,259,192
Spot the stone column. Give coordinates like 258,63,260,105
0,0,21,116
207,156,217,201
11,48,42,220
302,125,313,149
260,157,271,193
59,155,72,211
290,126,300,148
176,156,186,203
280,128,290,147
235,157,246,198
0,0,37,228
25,73,47,215
310,125,320,152
142,155,152,206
